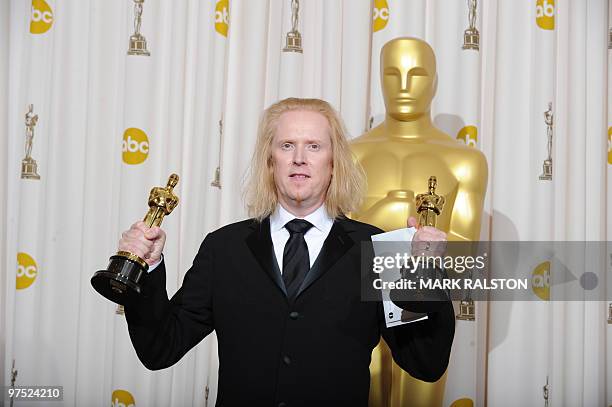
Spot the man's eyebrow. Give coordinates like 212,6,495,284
275,137,294,143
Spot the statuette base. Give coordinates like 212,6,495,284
539,159,552,181
283,32,303,53
21,158,40,180
456,299,475,321
462,29,480,50
128,35,150,56
91,253,148,305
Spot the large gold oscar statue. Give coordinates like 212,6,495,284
351,37,488,407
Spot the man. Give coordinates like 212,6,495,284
121,98,454,406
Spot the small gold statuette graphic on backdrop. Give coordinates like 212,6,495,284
91,174,179,305
539,102,554,180
210,118,223,188
415,176,445,228
283,0,303,53
21,104,40,180
10,359,17,407
128,0,150,56
210,167,221,188
456,298,476,321
462,0,479,50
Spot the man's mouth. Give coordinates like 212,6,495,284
290,173,310,180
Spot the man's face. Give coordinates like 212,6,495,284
271,110,333,213
381,39,437,120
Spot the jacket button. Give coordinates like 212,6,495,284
289,311,299,319
283,355,291,365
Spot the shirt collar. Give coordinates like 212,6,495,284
270,203,333,233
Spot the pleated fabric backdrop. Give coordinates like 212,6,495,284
0,0,610,406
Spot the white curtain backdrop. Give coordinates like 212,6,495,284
486,1,609,406
608,2,612,405
0,0,9,398
1,0,609,406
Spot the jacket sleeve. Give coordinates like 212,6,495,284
124,234,215,370
364,223,455,382
380,297,455,382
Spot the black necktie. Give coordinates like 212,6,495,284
282,219,314,299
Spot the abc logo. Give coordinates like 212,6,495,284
16,252,38,290
536,0,555,30
111,390,135,407
215,0,229,37
30,0,54,34
607,126,611,165
456,125,478,147
373,0,389,32
450,398,474,407
122,128,149,165
531,261,550,301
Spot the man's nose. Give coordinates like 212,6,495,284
292,146,306,165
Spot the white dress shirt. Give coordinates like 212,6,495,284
148,204,334,273
270,203,334,273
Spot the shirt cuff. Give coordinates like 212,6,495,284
147,254,163,272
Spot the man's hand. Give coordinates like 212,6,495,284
118,221,166,266
407,216,447,257
390,217,449,313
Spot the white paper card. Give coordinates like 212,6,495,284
371,227,429,327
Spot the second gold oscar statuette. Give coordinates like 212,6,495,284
415,176,445,228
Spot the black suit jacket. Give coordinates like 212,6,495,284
125,216,455,407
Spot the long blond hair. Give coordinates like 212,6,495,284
244,97,366,221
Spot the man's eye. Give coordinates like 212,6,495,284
281,143,293,150
308,144,320,151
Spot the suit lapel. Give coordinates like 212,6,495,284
295,218,355,299
246,217,288,297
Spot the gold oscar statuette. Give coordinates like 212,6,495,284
127,0,150,56
415,176,445,228
351,38,488,406
91,174,179,305
391,175,450,318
